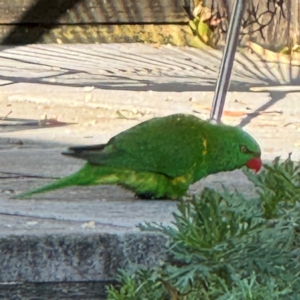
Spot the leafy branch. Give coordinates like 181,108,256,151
106,156,300,299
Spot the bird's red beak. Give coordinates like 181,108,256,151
246,157,262,173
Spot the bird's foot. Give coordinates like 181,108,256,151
135,193,167,200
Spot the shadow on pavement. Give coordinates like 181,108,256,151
238,91,291,128
2,0,84,45
1,0,300,128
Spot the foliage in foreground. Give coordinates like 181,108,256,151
106,155,300,300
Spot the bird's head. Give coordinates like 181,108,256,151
209,123,262,173
239,144,262,173
230,127,262,173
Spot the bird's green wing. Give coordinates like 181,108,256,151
65,114,208,178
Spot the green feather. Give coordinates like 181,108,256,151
15,114,261,200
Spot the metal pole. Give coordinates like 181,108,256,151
210,0,245,123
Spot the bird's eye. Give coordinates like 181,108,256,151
240,145,248,153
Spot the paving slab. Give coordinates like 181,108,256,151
0,43,300,299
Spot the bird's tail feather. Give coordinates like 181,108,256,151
15,175,76,199
14,163,117,199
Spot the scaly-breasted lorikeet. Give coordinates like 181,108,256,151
16,114,262,199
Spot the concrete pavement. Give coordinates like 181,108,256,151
0,43,300,299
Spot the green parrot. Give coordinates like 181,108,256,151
15,114,262,200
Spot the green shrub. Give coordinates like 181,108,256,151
106,156,300,300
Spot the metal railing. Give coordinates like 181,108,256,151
210,0,245,123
